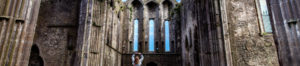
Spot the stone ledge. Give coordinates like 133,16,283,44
288,19,298,24
0,16,10,20
15,18,25,23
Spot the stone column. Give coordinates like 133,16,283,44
0,0,41,66
74,0,93,66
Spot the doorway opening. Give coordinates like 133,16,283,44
146,62,158,66
28,45,44,66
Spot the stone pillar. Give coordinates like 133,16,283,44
268,0,300,65
74,0,93,66
0,0,41,66
181,0,227,66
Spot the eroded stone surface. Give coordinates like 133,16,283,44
226,0,279,66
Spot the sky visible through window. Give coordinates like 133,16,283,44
165,21,170,52
149,19,155,51
176,0,181,2
133,19,138,51
259,0,272,32
122,0,126,2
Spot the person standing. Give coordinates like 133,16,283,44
132,52,144,66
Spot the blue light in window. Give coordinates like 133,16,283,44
259,0,272,32
176,0,181,2
122,0,127,2
133,19,139,51
149,19,155,51
165,21,170,52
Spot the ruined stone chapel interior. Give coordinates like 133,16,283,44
0,0,300,66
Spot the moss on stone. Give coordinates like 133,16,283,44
129,6,133,21
120,6,125,11
170,3,181,17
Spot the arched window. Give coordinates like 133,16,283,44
133,19,139,51
165,21,170,52
149,19,155,51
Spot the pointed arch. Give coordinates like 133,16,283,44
146,1,159,11
132,0,143,8
162,0,173,8
28,45,44,66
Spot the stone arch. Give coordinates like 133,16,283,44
162,0,173,8
28,45,44,66
131,0,143,8
147,2,159,51
146,62,158,66
131,0,143,19
162,0,173,19
131,0,144,53
146,1,159,11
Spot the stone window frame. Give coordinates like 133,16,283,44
255,0,273,34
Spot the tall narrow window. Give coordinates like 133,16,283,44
133,19,139,51
165,21,170,52
259,0,272,33
149,19,155,51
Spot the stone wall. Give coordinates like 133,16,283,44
268,0,300,65
121,0,182,66
180,0,226,66
180,0,280,66
0,0,41,66
64,0,127,66
33,0,80,66
0,0,286,66
224,0,279,66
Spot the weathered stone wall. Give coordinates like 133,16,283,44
121,0,182,66
0,0,286,66
86,0,124,66
268,0,300,66
0,0,41,66
224,0,279,66
0,0,6,14
33,0,125,66
180,0,226,66
33,0,80,66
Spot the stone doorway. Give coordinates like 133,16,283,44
28,45,44,66
146,62,157,66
